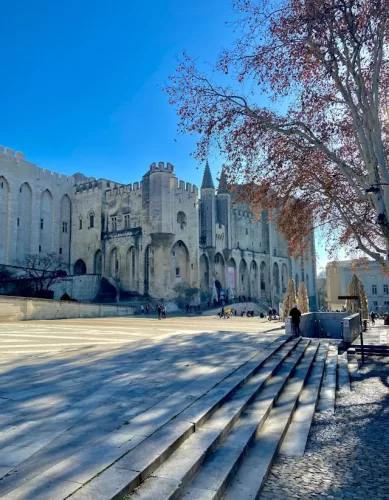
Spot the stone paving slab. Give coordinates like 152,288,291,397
0,316,284,499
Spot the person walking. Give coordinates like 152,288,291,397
268,307,273,321
141,305,144,315
162,305,166,319
157,305,162,320
145,304,149,314
370,310,376,325
290,303,302,338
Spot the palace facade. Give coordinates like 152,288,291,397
0,147,317,308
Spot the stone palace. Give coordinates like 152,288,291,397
0,146,317,308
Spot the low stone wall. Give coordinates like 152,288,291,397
0,295,135,322
342,313,361,343
285,312,350,339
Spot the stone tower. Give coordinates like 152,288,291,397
216,166,232,249
200,161,216,248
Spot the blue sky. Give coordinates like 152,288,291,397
1,0,331,268
0,0,233,187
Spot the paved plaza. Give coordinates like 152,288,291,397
261,355,389,500
0,315,283,499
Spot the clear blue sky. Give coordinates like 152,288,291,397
0,0,235,187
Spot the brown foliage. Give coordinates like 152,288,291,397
166,0,389,266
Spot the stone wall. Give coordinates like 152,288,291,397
0,295,135,322
51,274,101,301
0,147,74,268
286,312,349,338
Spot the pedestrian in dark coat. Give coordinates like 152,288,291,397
289,304,302,337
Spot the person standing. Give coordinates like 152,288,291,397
289,304,302,338
370,310,376,325
268,307,273,321
162,305,166,319
157,305,162,320
141,305,144,315
145,304,149,314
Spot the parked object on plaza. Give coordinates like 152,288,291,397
298,281,310,314
283,279,297,319
345,274,369,319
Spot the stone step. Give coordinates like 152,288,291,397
316,345,337,413
337,352,351,393
59,336,293,500
126,339,309,500
221,343,319,500
279,341,328,456
172,341,316,500
354,345,389,356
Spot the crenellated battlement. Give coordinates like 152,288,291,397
232,208,252,220
74,179,100,194
104,181,143,199
0,146,25,161
149,161,174,173
175,178,198,197
0,145,74,183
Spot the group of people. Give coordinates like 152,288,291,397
218,307,256,319
157,304,167,320
140,304,150,314
267,307,279,321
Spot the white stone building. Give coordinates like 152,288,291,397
326,260,389,313
0,147,317,307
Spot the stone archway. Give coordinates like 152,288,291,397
260,261,267,299
144,245,152,295
110,248,119,278
239,259,249,297
200,254,209,291
94,250,102,274
171,240,190,284
126,247,137,289
214,252,225,288
227,258,237,298
17,182,32,261
273,262,280,294
39,189,53,253
0,176,10,263
215,279,222,300
250,261,259,299
74,259,87,275
60,194,71,262
281,263,288,293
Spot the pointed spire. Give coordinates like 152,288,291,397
201,160,215,190
218,165,229,194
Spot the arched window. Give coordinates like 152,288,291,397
171,240,190,283
17,182,32,261
0,176,10,263
177,211,187,229
88,211,95,229
40,189,53,253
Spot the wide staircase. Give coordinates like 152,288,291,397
69,336,352,500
